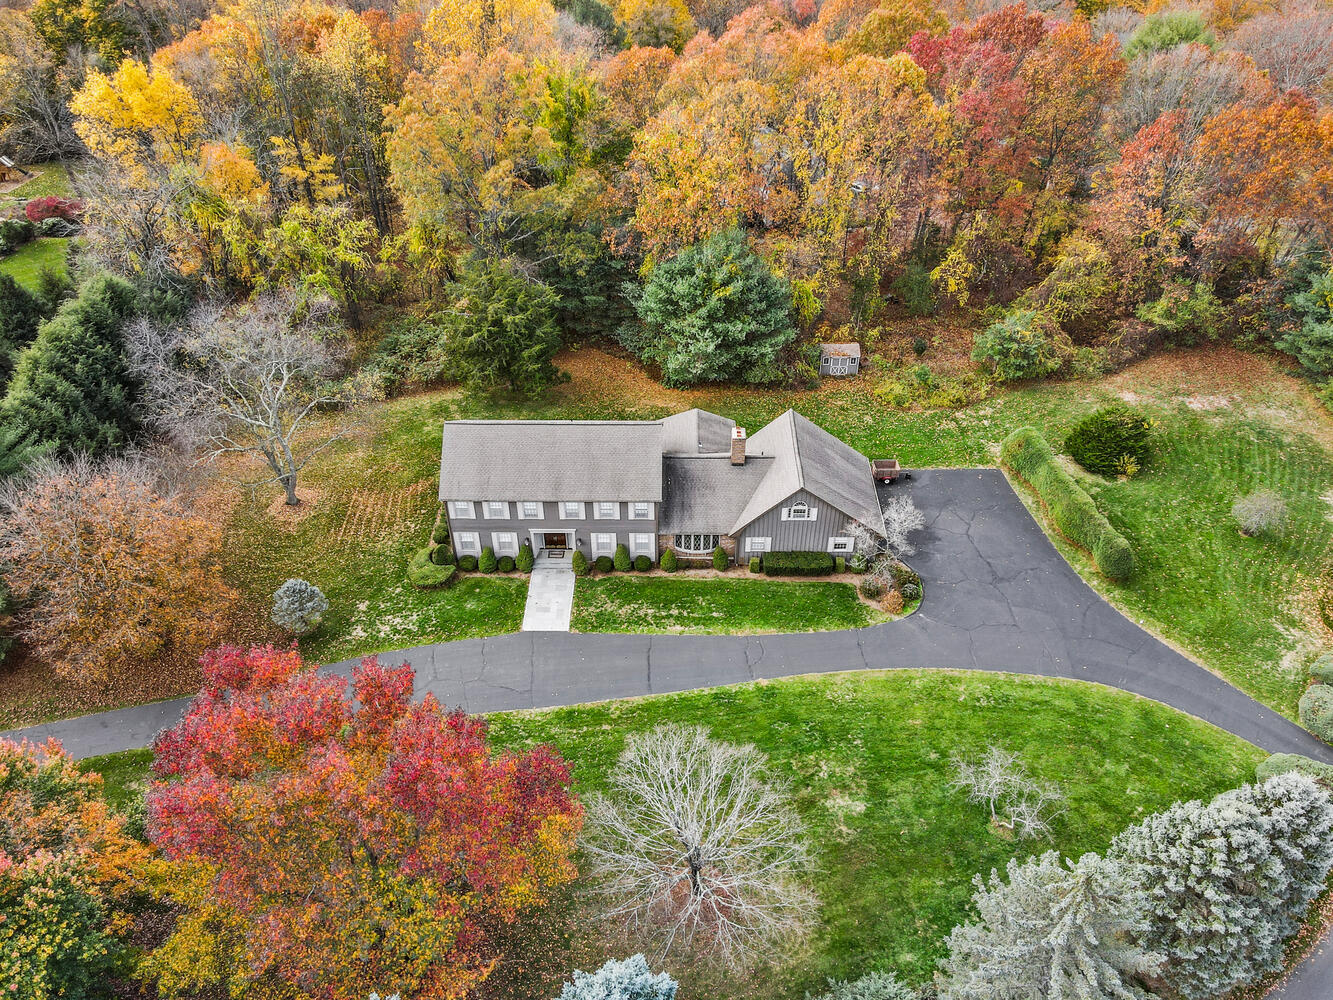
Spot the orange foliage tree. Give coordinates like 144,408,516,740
0,456,235,684
0,738,151,996
146,646,581,999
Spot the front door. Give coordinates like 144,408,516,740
542,532,568,550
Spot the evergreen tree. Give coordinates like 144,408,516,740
634,229,795,387
558,955,678,1000
1,273,140,456
0,419,49,479
940,851,1159,1000
0,274,43,378
445,257,563,396
1109,773,1333,999
1277,266,1333,375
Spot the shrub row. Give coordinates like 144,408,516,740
1000,426,1135,581
576,545,655,576
762,551,836,577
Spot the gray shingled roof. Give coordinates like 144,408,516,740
820,342,861,359
732,410,885,536
660,408,736,455
440,421,663,501
659,455,774,534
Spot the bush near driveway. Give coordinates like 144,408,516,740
1000,427,1135,581
1064,403,1152,478
1298,684,1333,742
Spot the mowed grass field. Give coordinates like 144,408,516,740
83,669,1266,997
213,346,1333,717
0,236,67,290
571,575,889,633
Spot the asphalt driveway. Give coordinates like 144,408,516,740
6,469,1329,766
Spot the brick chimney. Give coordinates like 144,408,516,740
730,426,747,465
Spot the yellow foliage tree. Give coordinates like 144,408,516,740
419,0,556,63
70,58,204,179
615,0,696,51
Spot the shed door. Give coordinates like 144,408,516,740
827,356,851,376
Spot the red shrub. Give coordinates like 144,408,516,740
24,196,83,223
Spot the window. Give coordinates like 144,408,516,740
746,536,771,552
594,502,619,519
455,531,481,555
560,501,586,519
482,501,510,519
491,532,519,557
517,501,543,519
782,500,817,521
591,532,616,557
673,533,720,554
448,501,475,520
630,533,655,559
629,502,653,520
828,536,854,554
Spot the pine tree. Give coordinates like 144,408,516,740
1109,773,1333,999
1,273,140,456
0,274,43,378
940,851,1160,1000
634,228,795,388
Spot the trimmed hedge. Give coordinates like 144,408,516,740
517,543,534,572
1000,427,1135,581
661,549,678,573
633,554,651,571
1065,403,1152,478
497,555,516,572
712,545,728,571
1310,653,1333,685
458,554,479,572
1255,753,1333,786
595,555,614,573
748,556,761,573
572,550,589,576
613,543,631,572
431,515,450,545
407,547,457,589
1299,684,1333,742
762,551,836,577
479,547,498,573
429,544,454,566
835,556,846,574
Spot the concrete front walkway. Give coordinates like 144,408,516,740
521,554,575,632
6,470,1331,767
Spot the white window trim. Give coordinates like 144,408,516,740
781,501,818,522
517,501,544,520
746,536,772,552
482,501,510,519
560,501,586,520
491,531,519,557
628,502,654,520
828,536,854,553
448,501,476,520
593,501,620,520
591,532,616,557
629,533,655,559
673,533,720,554
455,531,481,555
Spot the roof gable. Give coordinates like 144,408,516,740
660,408,736,455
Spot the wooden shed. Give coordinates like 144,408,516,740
819,342,861,377
0,157,29,183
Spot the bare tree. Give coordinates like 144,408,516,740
1115,45,1266,143
1229,2,1333,99
582,724,817,969
881,495,926,558
950,746,1066,840
127,291,367,505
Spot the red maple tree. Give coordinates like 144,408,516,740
148,646,581,999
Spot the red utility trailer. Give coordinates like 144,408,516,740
872,458,904,484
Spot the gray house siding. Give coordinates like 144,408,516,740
445,500,659,560
733,489,859,557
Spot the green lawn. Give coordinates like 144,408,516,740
0,237,67,291
7,160,75,200
217,348,1333,717
83,670,1265,996
572,575,888,633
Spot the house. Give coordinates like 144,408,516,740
0,157,29,183
438,407,886,566
819,343,861,377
